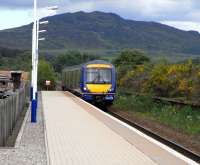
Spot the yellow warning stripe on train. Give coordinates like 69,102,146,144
86,64,112,68
86,84,112,93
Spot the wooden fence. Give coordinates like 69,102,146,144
0,83,29,146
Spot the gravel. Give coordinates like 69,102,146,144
0,94,47,165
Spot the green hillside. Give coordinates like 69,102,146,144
1,11,200,56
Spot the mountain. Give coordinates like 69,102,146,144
1,11,200,55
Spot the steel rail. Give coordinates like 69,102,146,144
65,90,200,163
106,109,200,163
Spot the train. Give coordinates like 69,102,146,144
61,60,116,105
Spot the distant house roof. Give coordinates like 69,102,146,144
0,74,10,82
0,71,11,78
0,70,29,81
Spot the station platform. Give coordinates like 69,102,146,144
42,91,197,165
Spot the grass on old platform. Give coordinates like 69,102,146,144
113,94,200,135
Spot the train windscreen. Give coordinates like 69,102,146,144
86,68,112,84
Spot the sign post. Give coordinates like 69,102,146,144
45,80,51,91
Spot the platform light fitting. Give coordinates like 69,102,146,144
40,21,49,25
39,38,45,41
39,30,47,33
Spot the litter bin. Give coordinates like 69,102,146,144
11,71,22,92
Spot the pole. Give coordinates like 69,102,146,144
31,26,34,101
35,11,40,109
31,0,37,123
31,3,58,123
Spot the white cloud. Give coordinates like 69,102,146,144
38,8,58,19
162,21,200,32
0,9,32,30
1,0,200,32
59,1,95,13
1,0,200,22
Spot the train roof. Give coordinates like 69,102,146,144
63,60,114,72
83,60,114,67
63,64,82,71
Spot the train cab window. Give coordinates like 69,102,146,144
86,68,112,84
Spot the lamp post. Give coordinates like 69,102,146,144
31,0,58,123
31,0,38,123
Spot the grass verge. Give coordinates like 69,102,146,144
113,94,200,135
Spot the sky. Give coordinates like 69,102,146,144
1,0,200,32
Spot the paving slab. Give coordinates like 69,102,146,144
42,91,157,165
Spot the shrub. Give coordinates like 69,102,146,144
38,59,56,90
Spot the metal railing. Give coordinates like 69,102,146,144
0,83,30,146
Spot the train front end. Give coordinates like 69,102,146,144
81,61,116,104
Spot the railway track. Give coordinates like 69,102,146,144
106,109,200,163
121,91,200,108
153,97,200,108
68,90,200,163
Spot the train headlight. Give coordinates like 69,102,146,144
83,87,87,91
108,88,113,92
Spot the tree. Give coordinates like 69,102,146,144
38,59,56,90
0,49,31,71
53,51,99,72
114,49,150,67
114,49,150,85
